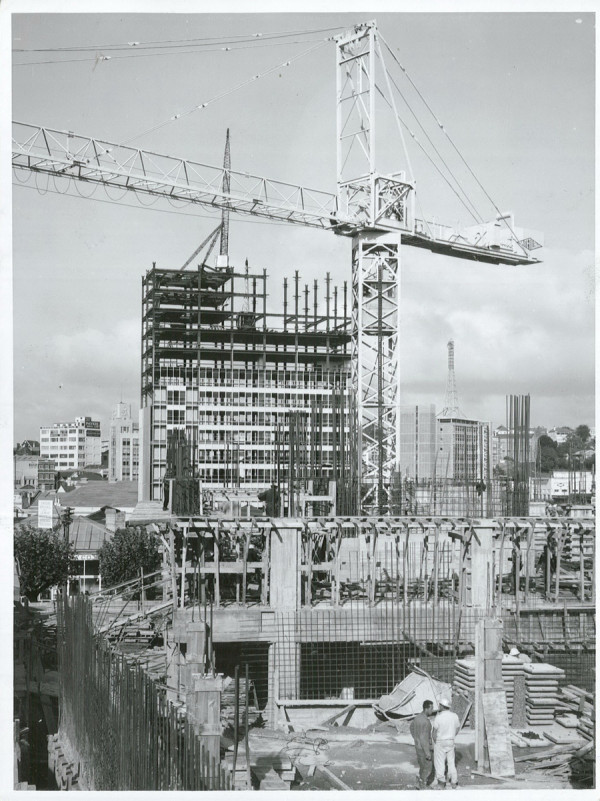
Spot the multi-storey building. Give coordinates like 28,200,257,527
138,262,353,507
437,416,492,486
37,458,56,490
109,402,140,482
39,416,102,471
399,404,437,481
492,424,543,468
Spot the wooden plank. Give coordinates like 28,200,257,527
482,690,515,777
317,765,352,791
317,704,356,727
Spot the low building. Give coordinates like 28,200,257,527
550,470,594,499
40,416,102,471
547,426,574,445
14,439,40,456
14,455,40,488
67,516,113,594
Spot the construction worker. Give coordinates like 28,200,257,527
431,697,460,790
409,700,435,789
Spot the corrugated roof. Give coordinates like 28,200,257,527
61,481,138,509
69,516,111,553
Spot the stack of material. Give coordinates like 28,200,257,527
564,528,594,562
222,753,252,790
557,685,594,741
452,656,524,720
524,663,565,726
259,768,289,790
220,677,260,731
225,731,299,790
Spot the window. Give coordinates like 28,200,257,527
167,409,185,425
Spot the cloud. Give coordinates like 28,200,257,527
13,244,594,440
14,318,140,438
398,245,594,426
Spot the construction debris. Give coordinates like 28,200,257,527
374,667,451,719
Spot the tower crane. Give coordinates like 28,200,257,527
12,20,543,513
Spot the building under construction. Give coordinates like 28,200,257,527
139,259,358,515
12,16,593,793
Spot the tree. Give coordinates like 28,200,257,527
539,446,560,474
538,435,556,450
576,424,591,444
14,523,74,601
99,526,161,593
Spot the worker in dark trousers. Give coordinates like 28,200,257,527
509,537,522,595
409,700,435,789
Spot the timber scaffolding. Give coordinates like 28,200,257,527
90,515,596,725
140,264,358,511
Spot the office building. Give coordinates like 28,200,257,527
40,416,102,471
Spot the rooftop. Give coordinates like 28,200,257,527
60,481,138,510
69,516,112,553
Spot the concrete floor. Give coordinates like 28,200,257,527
265,721,581,792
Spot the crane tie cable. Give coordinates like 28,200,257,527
375,43,483,225
13,24,344,53
119,38,331,147
380,33,523,246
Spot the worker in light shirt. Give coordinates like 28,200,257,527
430,697,460,789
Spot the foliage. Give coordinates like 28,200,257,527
539,445,560,474
576,424,591,443
14,522,74,600
536,427,594,474
99,526,161,592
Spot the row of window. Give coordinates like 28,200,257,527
157,412,339,427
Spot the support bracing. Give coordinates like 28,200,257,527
352,231,401,513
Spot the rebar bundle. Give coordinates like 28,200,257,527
505,394,531,516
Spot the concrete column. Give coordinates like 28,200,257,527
138,406,152,502
267,521,302,725
469,521,495,612
186,673,225,764
474,617,505,768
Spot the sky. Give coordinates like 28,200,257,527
8,10,596,441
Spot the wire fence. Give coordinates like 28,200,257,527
57,595,232,791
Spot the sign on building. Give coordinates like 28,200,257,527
38,499,55,529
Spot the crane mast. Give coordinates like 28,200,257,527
336,22,407,512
